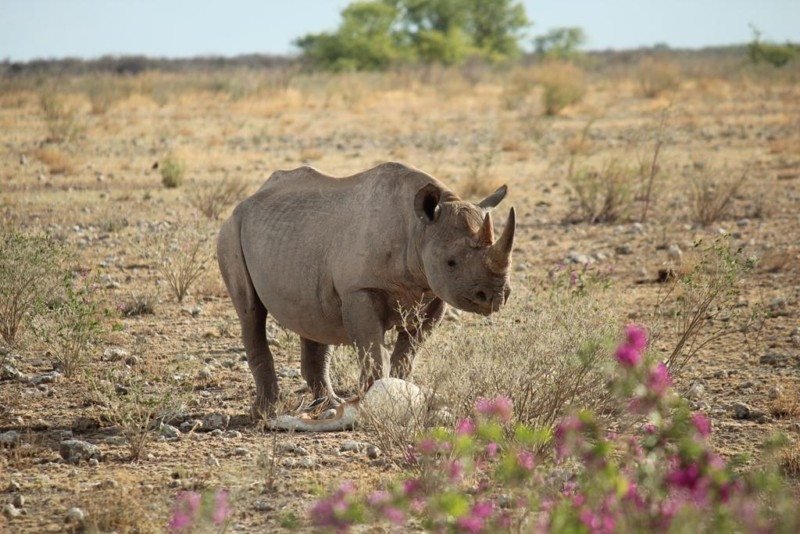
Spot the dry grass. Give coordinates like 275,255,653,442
637,57,681,98
781,444,800,478
689,169,747,226
188,176,250,220
33,147,78,175
535,61,586,116
770,390,800,419
568,159,637,223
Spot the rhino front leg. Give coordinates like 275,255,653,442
341,290,390,393
300,338,342,404
390,298,446,379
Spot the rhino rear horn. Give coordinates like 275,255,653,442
489,207,515,272
477,212,494,246
477,184,508,210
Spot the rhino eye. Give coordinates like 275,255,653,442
447,258,457,268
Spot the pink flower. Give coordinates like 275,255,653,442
647,362,672,395
456,417,476,436
475,395,513,422
417,438,438,455
642,423,657,434
472,501,494,519
367,490,390,507
211,490,230,525
666,463,701,490
169,492,201,532
382,506,405,525
691,413,711,438
447,460,464,481
625,324,648,352
456,514,485,533
517,451,535,471
615,345,641,367
485,443,499,458
403,479,422,496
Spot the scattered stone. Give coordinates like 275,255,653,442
277,443,310,456
60,439,100,463
201,413,230,431
198,367,213,381
104,436,127,446
180,420,203,433
0,430,20,447
8,481,21,492
233,447,250,457
12,495,25,508
340,440,367,453
88,458,100,467
103,348,129,362
615,244,633,255
29,371,61,385
206,455,220,467
1,364,23,381
125,355,140,366
732,402,751,420
297,457,316,468
667,244,683,262
278,367,301,378
224,430,242,439
114,383,129,395
760,352,790,367
254,500,273,512
3,504,22,518
66,507,86,524
209,429,224,437
566,251,591,265
685,383,705,400
160,424,180,440
190,306,202,317
366,445,382,459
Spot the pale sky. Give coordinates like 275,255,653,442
1,0,798,61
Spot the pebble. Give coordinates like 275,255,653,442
1,364,23,381
278,367,301,378
685,383,704,400
768,385,783,400
160,424,180,440
224,430,242,439
8,481,21,492
198,367,213,380
366,445,382,459
254,500,273,512
88,458,100,467
206,455,220,467
29,371,61,385
615,244,633,255
66,507,86,524
566,251,591,265
3,504,22,518
339,440,367,453
103,348,130,362
760,352,789,366
60,439,101,463
732,402,751,420
104,436,127,446
180,420,203,433
12,495,25,508
278,443,311,456
201,413,230,431
233,447,250,456
0,430,20,447
125,355,141,366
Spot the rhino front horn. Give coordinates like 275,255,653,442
489,207,515,272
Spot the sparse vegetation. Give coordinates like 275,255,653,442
160,153,186,188
148,223,212,302
39,92,83,142
118,291,157,317
748,26,797,67
637,57,681,98
533,27,586,60
188,176,249,220
568,159,636,223
536,61,586,116
0,230,67,346
689,169,746,226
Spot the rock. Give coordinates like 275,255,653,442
768,385,783,400
29,371,61,385
60,439,100,463
319,408,338,420
160,424,180,440
760,352,789,366
566,251,591,265
88,458,99,467
667,244,683,262
732,402,751,420
366,445,382,459
736,218,750,227
206,455,220,467
224,430,242,439
277,443,310,456
360,377,426,427
114,383,129,395
278,367,301,378
11,495,25,508
103,348,129,362
615,244,633,255
685,383,705,400
180,420,203,433
8,481,21,492
233,447,250,456
297,457,316,468
125,355,140,366
3,504,22,518
0,430,20,447
198,367,213,380
104,436,127,446
201,413,230,431
1,364,23,381
66,507,86,524
340,440,367,453
254,500,273,512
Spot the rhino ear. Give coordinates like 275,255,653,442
414,183,442,223
477,184,508,210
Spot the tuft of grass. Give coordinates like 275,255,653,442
119,291,157,317
770,390,800,419
637,57,681,98
39,92,83,142
145,222,213,303
33,147,78,175
689,170,746,226
160,153,186,188
568,159,637,224
536,61,586,116
188,176,249,220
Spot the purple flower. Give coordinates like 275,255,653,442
456,514,485,533
647,362,672,395
691,413,711,438
417,437,438,455
403,479,422,496
666,463,701,490
367,490,390,507
456,417,476,436
517,451,535,471
472,501,494,519
447,460,464,481
615,345,641,367
475,395,513,423
485,442,499,458
382,506,405,525
212,490,230,525
625,324,648,352
169,491,201,532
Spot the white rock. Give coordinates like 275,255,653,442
360,377,426,427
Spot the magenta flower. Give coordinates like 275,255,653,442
647,362,672,395
211,490,230,525
517,451,535,471
447,459,464,481
367,490,390,507
485,442,499,458
456,417,476,436
472,501,494,519
169,491,201,532
403,479,422,496
615,345,641,367
691,413,712,438
475,395,513,422
625,324,648,352
666,463,701,490
382,506,405,525
456,514,485,533
417,437,439,455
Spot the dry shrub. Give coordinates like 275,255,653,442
568,159,637,223
188,176,249,220
637,57,681,98
781,444,800,478
771,390,800,419
145,222,213,302
79,486,160,532
689,170,746,226
535,62,586,116
33,147,78,175
39,92,83,142
160,153,186,188
415,283,616,428
119,291,157,317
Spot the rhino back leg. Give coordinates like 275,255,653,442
217,217,279,418
300,338,341,403
390,298,446,379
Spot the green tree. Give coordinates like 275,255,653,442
747,25,796,67
533,27,586,60
465,0,529,60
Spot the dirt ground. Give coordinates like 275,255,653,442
1,60,799,532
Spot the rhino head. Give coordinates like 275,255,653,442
414,183,515,316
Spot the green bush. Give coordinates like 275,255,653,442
537,62,586,116
748,27,796,67
533,27,586,60
160,153,186,188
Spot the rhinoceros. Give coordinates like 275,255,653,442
217,162,515,416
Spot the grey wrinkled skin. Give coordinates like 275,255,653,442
217,162,516,418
